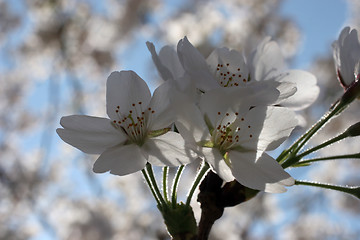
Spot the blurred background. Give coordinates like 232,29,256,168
1,0,360,239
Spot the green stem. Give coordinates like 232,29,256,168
295,132,348,160
146,163,167,206
141,169,161,206
163,166,169,202
281,102,346,169
186,161,210,206
295,103,342,151
171,165,185,208
295,180,360,199
277,148,292,164
295,153,360,165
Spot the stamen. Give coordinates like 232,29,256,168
112,101,154,144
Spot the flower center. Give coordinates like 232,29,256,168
215,62,249,87
111,102,155,145
211,111,253,153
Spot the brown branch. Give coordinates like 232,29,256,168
197,171,259,240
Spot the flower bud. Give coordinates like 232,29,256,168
332,27,360,89
339,80,360,106
345,121,360,137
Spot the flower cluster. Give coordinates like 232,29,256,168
57,36,320,193
55,26,360,240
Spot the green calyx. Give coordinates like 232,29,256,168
148,127,171,138
340,80,360,107
197,140,214,148
158,203,197,240
344,121,360,137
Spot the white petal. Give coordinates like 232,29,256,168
199,86,279,126
106,71,151,120
57,115,126,154
142,132,196,166
206,47,249,87
236,106,297,152
340,28,360,85
147,81,175,130
257,106,297,151
177,37,219,91
202,148,234,182
93,144,147,175
333,27,360,86
276,70,319,110
250,37,285,81
146,41,174,81
230,151,294,193
173,91,210,143
272,81,297,103
159,45,185,79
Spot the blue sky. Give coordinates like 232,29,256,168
280,0,348,68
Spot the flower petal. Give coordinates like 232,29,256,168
57,115,126,154
202,148,234,182
259,107,297,152
199,85,279,127
93,144,147,175
206,47,249,87
159,45,185,79
177,37,219,91
333,27,360,86
142,132,196,166
276,70,319,110
146,41,174,81
173,91,211,144
229,151,294,193
235,106,297,153
147,81,175,130
271,80,297,103
106,71,151,120
249,37,285,81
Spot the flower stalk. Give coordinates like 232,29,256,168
295,180,360,199
163,166,169,202
145,163,167,206
293,153,360,166
172,165,185,208
280,96,353,169
186,161,210,206
141,169,162,206
142,163,198,240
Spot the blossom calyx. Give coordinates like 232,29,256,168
344,121,360,137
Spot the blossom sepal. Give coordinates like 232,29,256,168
158,203,197,240
339,80,360,107
148,127,171,138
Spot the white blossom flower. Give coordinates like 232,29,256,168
332,26,360,89
57,71,193,176
173,86,297,193
146,42,185,82
177,36,319,110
